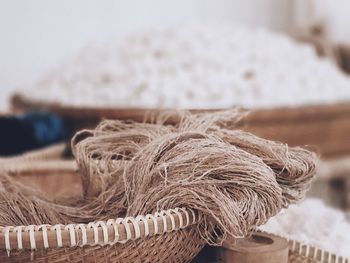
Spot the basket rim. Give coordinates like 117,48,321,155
0,207,197,252
260,230,350,262
12,93,350,122
0,143,66,163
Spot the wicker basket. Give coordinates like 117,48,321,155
287,239,349,263
0,147,206,262
1,148,349,263
0,144,78,201
0,208,203,263
0,143,66,163
11,94,350,158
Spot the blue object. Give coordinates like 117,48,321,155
0,111,67,156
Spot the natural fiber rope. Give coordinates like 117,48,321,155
0,110,316,250
70,110,316,243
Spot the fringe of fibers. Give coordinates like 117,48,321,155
0,110,316,244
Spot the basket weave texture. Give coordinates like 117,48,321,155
0,208,204,263
2,146,348,263
288,252,318,263
0,147,205,263
287,239,349,263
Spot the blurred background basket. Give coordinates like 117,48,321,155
11,94,350,159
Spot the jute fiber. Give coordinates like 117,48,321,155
0,110,316,245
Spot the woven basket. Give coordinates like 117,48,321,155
0,208,203,263
0,144,78,201
1,149,349,263
287,239,349,263
0,147,205,262
11,94,350,158
0,143,66,163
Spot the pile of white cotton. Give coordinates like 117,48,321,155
260,198,350,258
21,25,350,109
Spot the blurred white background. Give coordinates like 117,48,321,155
0,0,349,109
